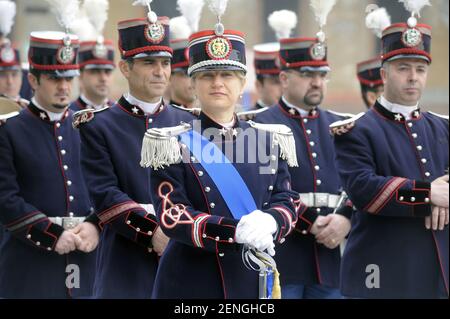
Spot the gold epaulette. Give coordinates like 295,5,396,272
72,106,109,129
329,112,365,136
247,121,298,167
140,123,192,170
237,107,269,121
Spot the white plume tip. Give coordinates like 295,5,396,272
399,0,431,18
268,10,298,40
0,0,16,37
177,0,205,33
309,0,337,28
365,5,392,38
207,0,229,22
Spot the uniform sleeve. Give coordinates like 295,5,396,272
262,158,303,243
80,123,158,249
150,161,239,253
294,200,353,235
0,126,64,251
294,207,319,234
334,128,431,218
151,154,301,252
335,199,354,220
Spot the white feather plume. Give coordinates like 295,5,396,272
365,6,391,38
170,16,192,40
45,0,80,30
132,0,157,23
0,0,16,37
309,0,337,28
207,0,229,19
83,0,109,35
71,10,97,41
132,0,153,6
399,0,431,17
268,10,298,39
177,0,205,33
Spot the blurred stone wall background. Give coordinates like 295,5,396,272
10,0,449,114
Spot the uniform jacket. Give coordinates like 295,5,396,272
78,96,196,298
255,98,353,288
149,112,303,299
0,102,96,298
333,101,449,298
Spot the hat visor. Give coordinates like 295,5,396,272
39,69,80,78
298,66,331,73
257,73,281,78
132,51,172,59
0,65,22,71
190,64,247,76
171,67,189,75
385,54,431,64
82,64,115,70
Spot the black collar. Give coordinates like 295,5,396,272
27,101,69,123
254,102,266,110
373,100,421,123
75,96,88,110
277,98,320,119
76,96,114,110
116,95,165,117
197,111,241,141
170,100,183,107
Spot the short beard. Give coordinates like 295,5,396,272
303,91,323,108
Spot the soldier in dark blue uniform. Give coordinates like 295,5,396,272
0,0,20,251
0,30,100,298
75,2,197,298
168,13,200,109
331,6,449,298
253,42,281,111
70,1,115,112
357,5,391,109
357,57,384,109
141,2,301,299
252,10,297,111
248,8,353,299
0,0,28,109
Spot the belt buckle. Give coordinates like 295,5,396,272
63,216,79,230
315,193,329,207
307,193,315,207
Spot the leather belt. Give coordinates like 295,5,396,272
299,193,341,208
49,215,86,230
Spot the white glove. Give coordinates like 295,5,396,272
253,234,276,256
235,210,277,256
139,203,156,216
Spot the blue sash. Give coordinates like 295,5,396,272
180,129,277,299
179,129,257,219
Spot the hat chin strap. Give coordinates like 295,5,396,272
187,59,247,76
